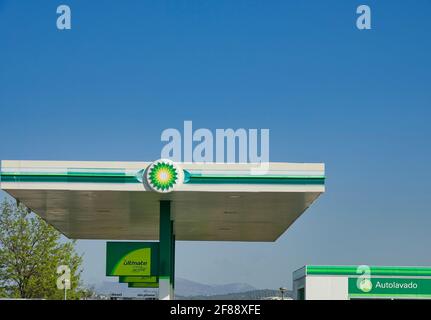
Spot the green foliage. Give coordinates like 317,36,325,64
0,198,88,299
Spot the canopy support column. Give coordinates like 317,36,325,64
159,200,174,300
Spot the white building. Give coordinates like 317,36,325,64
293,265,431,300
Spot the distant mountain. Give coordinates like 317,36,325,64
94,278,256,298
176,289,293,300
94,280,291,300
175,278,256,297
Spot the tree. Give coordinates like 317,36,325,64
0,198,88,299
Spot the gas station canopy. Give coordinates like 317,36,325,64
0,160,325,242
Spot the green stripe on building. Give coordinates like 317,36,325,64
0,170,325,185
306,265,431,277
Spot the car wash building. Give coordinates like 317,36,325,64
0,159,325,300
293,265,431,300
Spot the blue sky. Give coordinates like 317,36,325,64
1,1,430,289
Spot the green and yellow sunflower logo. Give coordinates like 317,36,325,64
358,278,373,293
145,159,182,193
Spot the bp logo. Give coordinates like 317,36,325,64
358,278,373,293
145,159,183,193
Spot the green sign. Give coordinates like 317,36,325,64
349,277,431,298
119,276,158,283
106,242,159,276
128,282,159,288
